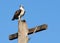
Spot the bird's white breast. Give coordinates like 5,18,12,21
20,7,25,15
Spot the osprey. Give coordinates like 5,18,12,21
12,5,25,21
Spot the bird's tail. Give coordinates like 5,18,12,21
12,18,15,21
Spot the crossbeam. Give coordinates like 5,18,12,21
9,24,47,40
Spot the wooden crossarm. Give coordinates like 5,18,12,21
9,24,47,40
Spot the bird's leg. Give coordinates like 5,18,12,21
18,15,21,21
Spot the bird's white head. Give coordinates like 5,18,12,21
19,5,24,10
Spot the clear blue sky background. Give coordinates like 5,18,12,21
0,0,60,43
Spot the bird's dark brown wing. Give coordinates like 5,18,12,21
12,9,21,21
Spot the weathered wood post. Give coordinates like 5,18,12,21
18,20,29,43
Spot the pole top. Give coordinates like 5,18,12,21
21,20,26,22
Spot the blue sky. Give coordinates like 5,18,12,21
0,0,60,43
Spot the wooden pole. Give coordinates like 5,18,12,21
18,20,29,43
9,24,47,40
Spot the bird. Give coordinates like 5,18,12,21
12,5,25,21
